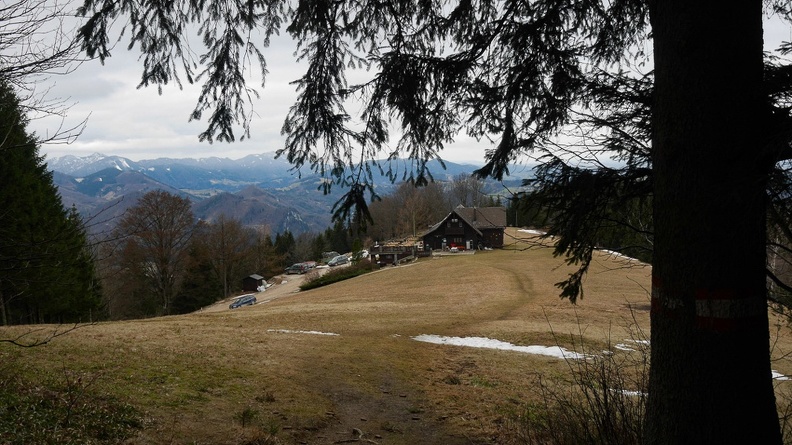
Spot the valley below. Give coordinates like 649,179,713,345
47,152,528,236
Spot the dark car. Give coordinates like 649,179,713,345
229,294,256,309
285,263,309,274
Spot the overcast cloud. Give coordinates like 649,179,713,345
26,9,792,165
29,24,490,164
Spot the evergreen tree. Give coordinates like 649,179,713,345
0,79,102,325
248,228,281,278
311,233,329,261
325,220,351,254
172,227,224,314
273,230,296,266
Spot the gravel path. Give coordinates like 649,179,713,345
198,268,321,313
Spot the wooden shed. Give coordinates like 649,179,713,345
242,274,265,292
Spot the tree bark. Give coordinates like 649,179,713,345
646,1,781,443
0,286,6,326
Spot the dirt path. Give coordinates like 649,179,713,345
307,377,481,445
198,269,317,313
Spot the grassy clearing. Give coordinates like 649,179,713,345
0,352,143,444
1,228,790,444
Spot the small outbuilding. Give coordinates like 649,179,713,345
242,274,265,292
370,236,424,267
422,205,507,251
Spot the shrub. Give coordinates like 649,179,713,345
506,326,648,445
0,361,143,444
299,262,374,291
235,406,260,428
506,324,792,445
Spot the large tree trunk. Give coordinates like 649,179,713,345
0,287,6,326
646,1,781,443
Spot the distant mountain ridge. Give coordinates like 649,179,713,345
46,152,298,191
47,152,530,235
46,152,494,189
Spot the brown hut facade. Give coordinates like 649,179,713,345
422,206,507,251
242,274,265,292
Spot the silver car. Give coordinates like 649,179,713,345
328,255,349,266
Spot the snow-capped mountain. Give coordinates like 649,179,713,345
46,153,143,176
46,152,523,235
45,152,495,193
46,151,293,175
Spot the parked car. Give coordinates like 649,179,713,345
229,294,257,309
285,263,310,274
328,255,349,266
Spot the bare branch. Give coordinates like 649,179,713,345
0,322,94,347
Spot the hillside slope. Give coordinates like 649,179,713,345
0,230,704,445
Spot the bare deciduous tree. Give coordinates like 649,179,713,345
202,216,253,298
114,191,195,316
0,0,81,82
449,174,485,208
1,0,87,144
368,182,451,240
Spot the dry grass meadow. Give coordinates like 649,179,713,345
4,228,792,444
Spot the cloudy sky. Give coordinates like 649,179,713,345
29,23,489,164
26,9,792,165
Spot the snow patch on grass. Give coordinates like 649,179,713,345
412,334,588,360
517,229,546,236
268,329,340,336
